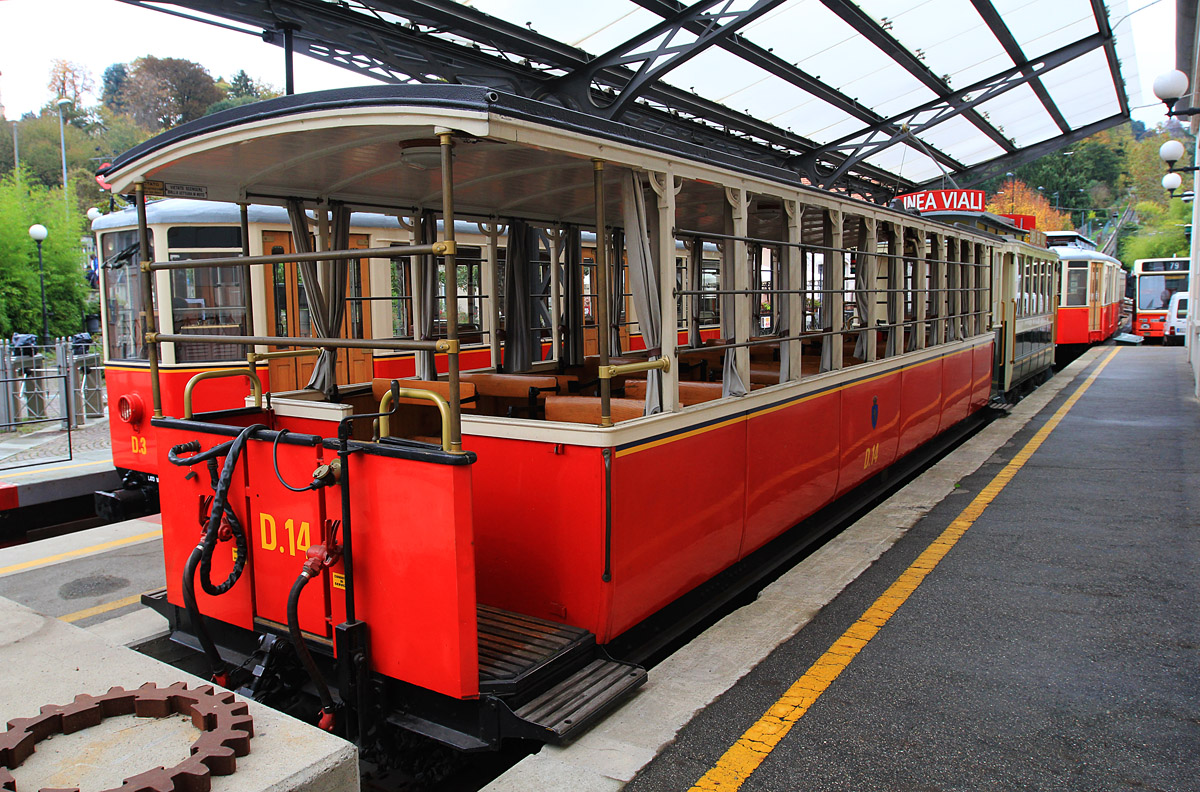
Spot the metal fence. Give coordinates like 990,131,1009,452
0,338,105,432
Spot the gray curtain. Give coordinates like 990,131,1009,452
532,230,550,364
886,230,901,358
622,173,661,415
503,219,534,372
287,199,350,400
778,243,791,383
853,251,874,360
720,239,748,398
562,225,585,368
415,211,438,380
609,229,624,356
688,242,702,349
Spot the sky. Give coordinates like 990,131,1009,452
0,0,1181,131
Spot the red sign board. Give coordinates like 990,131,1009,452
896,189,986,213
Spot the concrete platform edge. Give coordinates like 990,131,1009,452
483,348,1105,791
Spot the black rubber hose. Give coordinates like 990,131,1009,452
196,424,265,596
168,438,234,467
182,541,225,677
272,430,316,493
287,570,336,715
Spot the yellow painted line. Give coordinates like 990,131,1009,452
0,460,109,479
59,593,145,623
690,347,1122,792
0,529,162,577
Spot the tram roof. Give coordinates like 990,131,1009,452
119,1,1140,200
105,84,1005,239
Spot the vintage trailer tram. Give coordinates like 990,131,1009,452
1046,231,1123,345
102,85,1018,751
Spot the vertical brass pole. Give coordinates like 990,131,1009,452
136,183,163,418
239,203,256,365
439,132,463,453
593,160,612,427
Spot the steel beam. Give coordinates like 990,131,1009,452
801,34,1108,189
1090,0,1131,117
819,0,1015,154
915,113,1128,191
970,0,1069,133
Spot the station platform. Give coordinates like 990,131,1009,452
487,345,1199,791
0,417,120,519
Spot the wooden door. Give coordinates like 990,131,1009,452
263,231,373,392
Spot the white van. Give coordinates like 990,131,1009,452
1165,292,1189,345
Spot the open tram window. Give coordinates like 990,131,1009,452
102,228,155,361
389,251,415,339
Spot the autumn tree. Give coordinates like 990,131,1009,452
47,59,95,107
120,57,224,130
985,178,1072,232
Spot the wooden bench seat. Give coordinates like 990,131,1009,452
544,396,645,425
623,379,723,406
461,372,561,417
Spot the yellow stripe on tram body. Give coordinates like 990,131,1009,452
59,593,146,623
690,347,1121,792
0,529,163,577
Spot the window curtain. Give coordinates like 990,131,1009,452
720,240,748,398
853,250,874,360
688,242,702,349
609,229,625,356
287,199,350,400
414,210,438,380
778,243,791,383
503,218,534,372
621,172,662,415
562,225,585,368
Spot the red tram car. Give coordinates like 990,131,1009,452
99,85,1034,750
1046,231,1123,345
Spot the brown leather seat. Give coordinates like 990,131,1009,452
623,379,723,406
544,396,645,425
461,372,561,417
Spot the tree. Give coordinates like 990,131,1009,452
985,178,1072,231
0,174,88,338
47,60,95,107
120,57,224,130
101,64,129,113
228,69,260,99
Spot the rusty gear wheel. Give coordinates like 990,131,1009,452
0,681,254,792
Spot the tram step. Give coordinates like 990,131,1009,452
478,604,595,696
511,656,647,742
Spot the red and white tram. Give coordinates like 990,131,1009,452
1130,257,1189,341
1046,231,1123,345
99,85,1015,749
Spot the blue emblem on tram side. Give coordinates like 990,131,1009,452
871,397,879,428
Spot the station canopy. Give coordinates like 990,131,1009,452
120,0,1141,203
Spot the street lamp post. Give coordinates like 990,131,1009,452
28,224,50,344
56,98,71,214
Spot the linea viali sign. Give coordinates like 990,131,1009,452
895,189,986,213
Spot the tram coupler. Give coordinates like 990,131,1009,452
335,619,371,743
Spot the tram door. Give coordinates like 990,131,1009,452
262,230,373,392
1088,261,1103,332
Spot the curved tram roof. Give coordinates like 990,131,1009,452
104,85,1004,244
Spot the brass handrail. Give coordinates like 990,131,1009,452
247,349,320,364
184,369,263,419
597,356,672,380
376,387,454,453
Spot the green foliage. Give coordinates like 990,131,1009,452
205,95,264,116
121,56,225,129
0,174,89,338
101,64,129,113
1118,199,1191,263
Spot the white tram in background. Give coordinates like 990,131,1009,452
95,84,1055,750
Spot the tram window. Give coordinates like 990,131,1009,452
1065,265,1088,307
168,252,248,362
102,229,155,361
167,226,241,249
390,255,414,338
699,264,720,325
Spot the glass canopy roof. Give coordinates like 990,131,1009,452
125,0,1141,196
